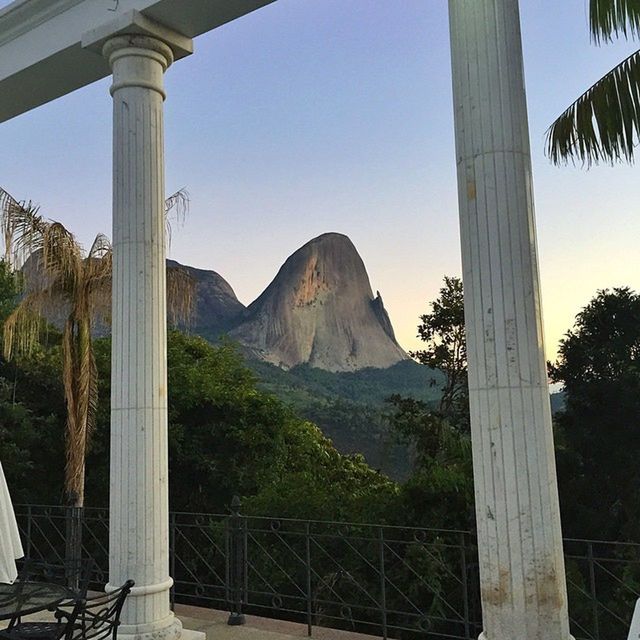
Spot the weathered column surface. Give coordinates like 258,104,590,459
83,13,200,640
448,2,572,639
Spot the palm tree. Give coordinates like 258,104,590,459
547,1,640,165
0,187,194,512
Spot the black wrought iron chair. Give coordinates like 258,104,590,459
0,597,84,640
4,557,97,632
0,580,133,640
72,581,134,640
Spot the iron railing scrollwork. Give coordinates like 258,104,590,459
13,504,640,640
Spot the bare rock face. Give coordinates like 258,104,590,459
167,259,245,340
230,233,407,371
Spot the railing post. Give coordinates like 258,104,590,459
305,522,312,637
243,515,249,606
26,505,32,559
460,533,471,639
169,512,176,611
588,542,600,639
224,517,230,608
227,496,246,626
64,505,83,590
379,527,387,640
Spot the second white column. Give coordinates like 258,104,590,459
448,1,573,639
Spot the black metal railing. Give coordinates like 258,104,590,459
13,504,640,640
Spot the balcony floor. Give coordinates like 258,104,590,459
176,604,379,640
2,602,379,640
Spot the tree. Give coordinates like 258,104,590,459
72,330,397,519
386,276,474,530
0,187,193,511
547,1,640,165
0,259,19,324
549,287,640,540
410,276,467,425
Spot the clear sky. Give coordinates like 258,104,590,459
1,0,638,361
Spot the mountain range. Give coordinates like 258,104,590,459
173,232,408,372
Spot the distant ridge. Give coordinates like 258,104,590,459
33,235,407,372
167,259,245,341
229,233,408,371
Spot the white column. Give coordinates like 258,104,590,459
448,2,572,639
106,32,176,640
84,14,199,640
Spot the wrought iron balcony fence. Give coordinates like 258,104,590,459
13,504,640,640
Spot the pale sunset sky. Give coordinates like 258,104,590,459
1,1,638,361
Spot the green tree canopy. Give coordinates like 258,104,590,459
387,276,474,531
550,287,640,539
407,275,468,427
82,331,395,519
0,187,194,510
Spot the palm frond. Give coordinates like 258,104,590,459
167,265,196,327
0,189,42,268
85,236,112,293
546,48,640,165
165,188,189,219
0,188,21,266
87,233,111,261
84,235,113,326
590,0,640,42
165,189,189,249
41,222,83,293
3,291,50,360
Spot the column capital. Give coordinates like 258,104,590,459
101,34,175,98
82,9,192,61
103,34,174,70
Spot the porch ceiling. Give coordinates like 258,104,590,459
0,0,276,123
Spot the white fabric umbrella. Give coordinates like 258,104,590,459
0,461,23,583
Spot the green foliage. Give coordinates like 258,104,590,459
0,380,38,493
590,0,640,42
165,333,291,511
296,397,409,480
250,358,443,407
547,0,640,165
385,395,474,530
410,276,468,426
48,331,397,520
0,257,68,503
245,420,397,522
549,287,640,540
385,276,474,530
0,259,19,325
247,358,443,480
0,343,67,505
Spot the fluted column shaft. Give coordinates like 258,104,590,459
106,34,180,640
448,2,572,639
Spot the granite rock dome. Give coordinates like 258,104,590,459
230,233,407,371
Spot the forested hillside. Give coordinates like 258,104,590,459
247,358,444,479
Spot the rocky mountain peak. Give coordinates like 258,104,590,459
230,232,407,371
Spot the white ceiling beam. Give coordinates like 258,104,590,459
0,0,276,123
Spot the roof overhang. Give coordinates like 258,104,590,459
0,0,276,123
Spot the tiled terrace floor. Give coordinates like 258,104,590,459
176,604,379,640
2,603,379,640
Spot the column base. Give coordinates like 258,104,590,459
118,613,201,640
